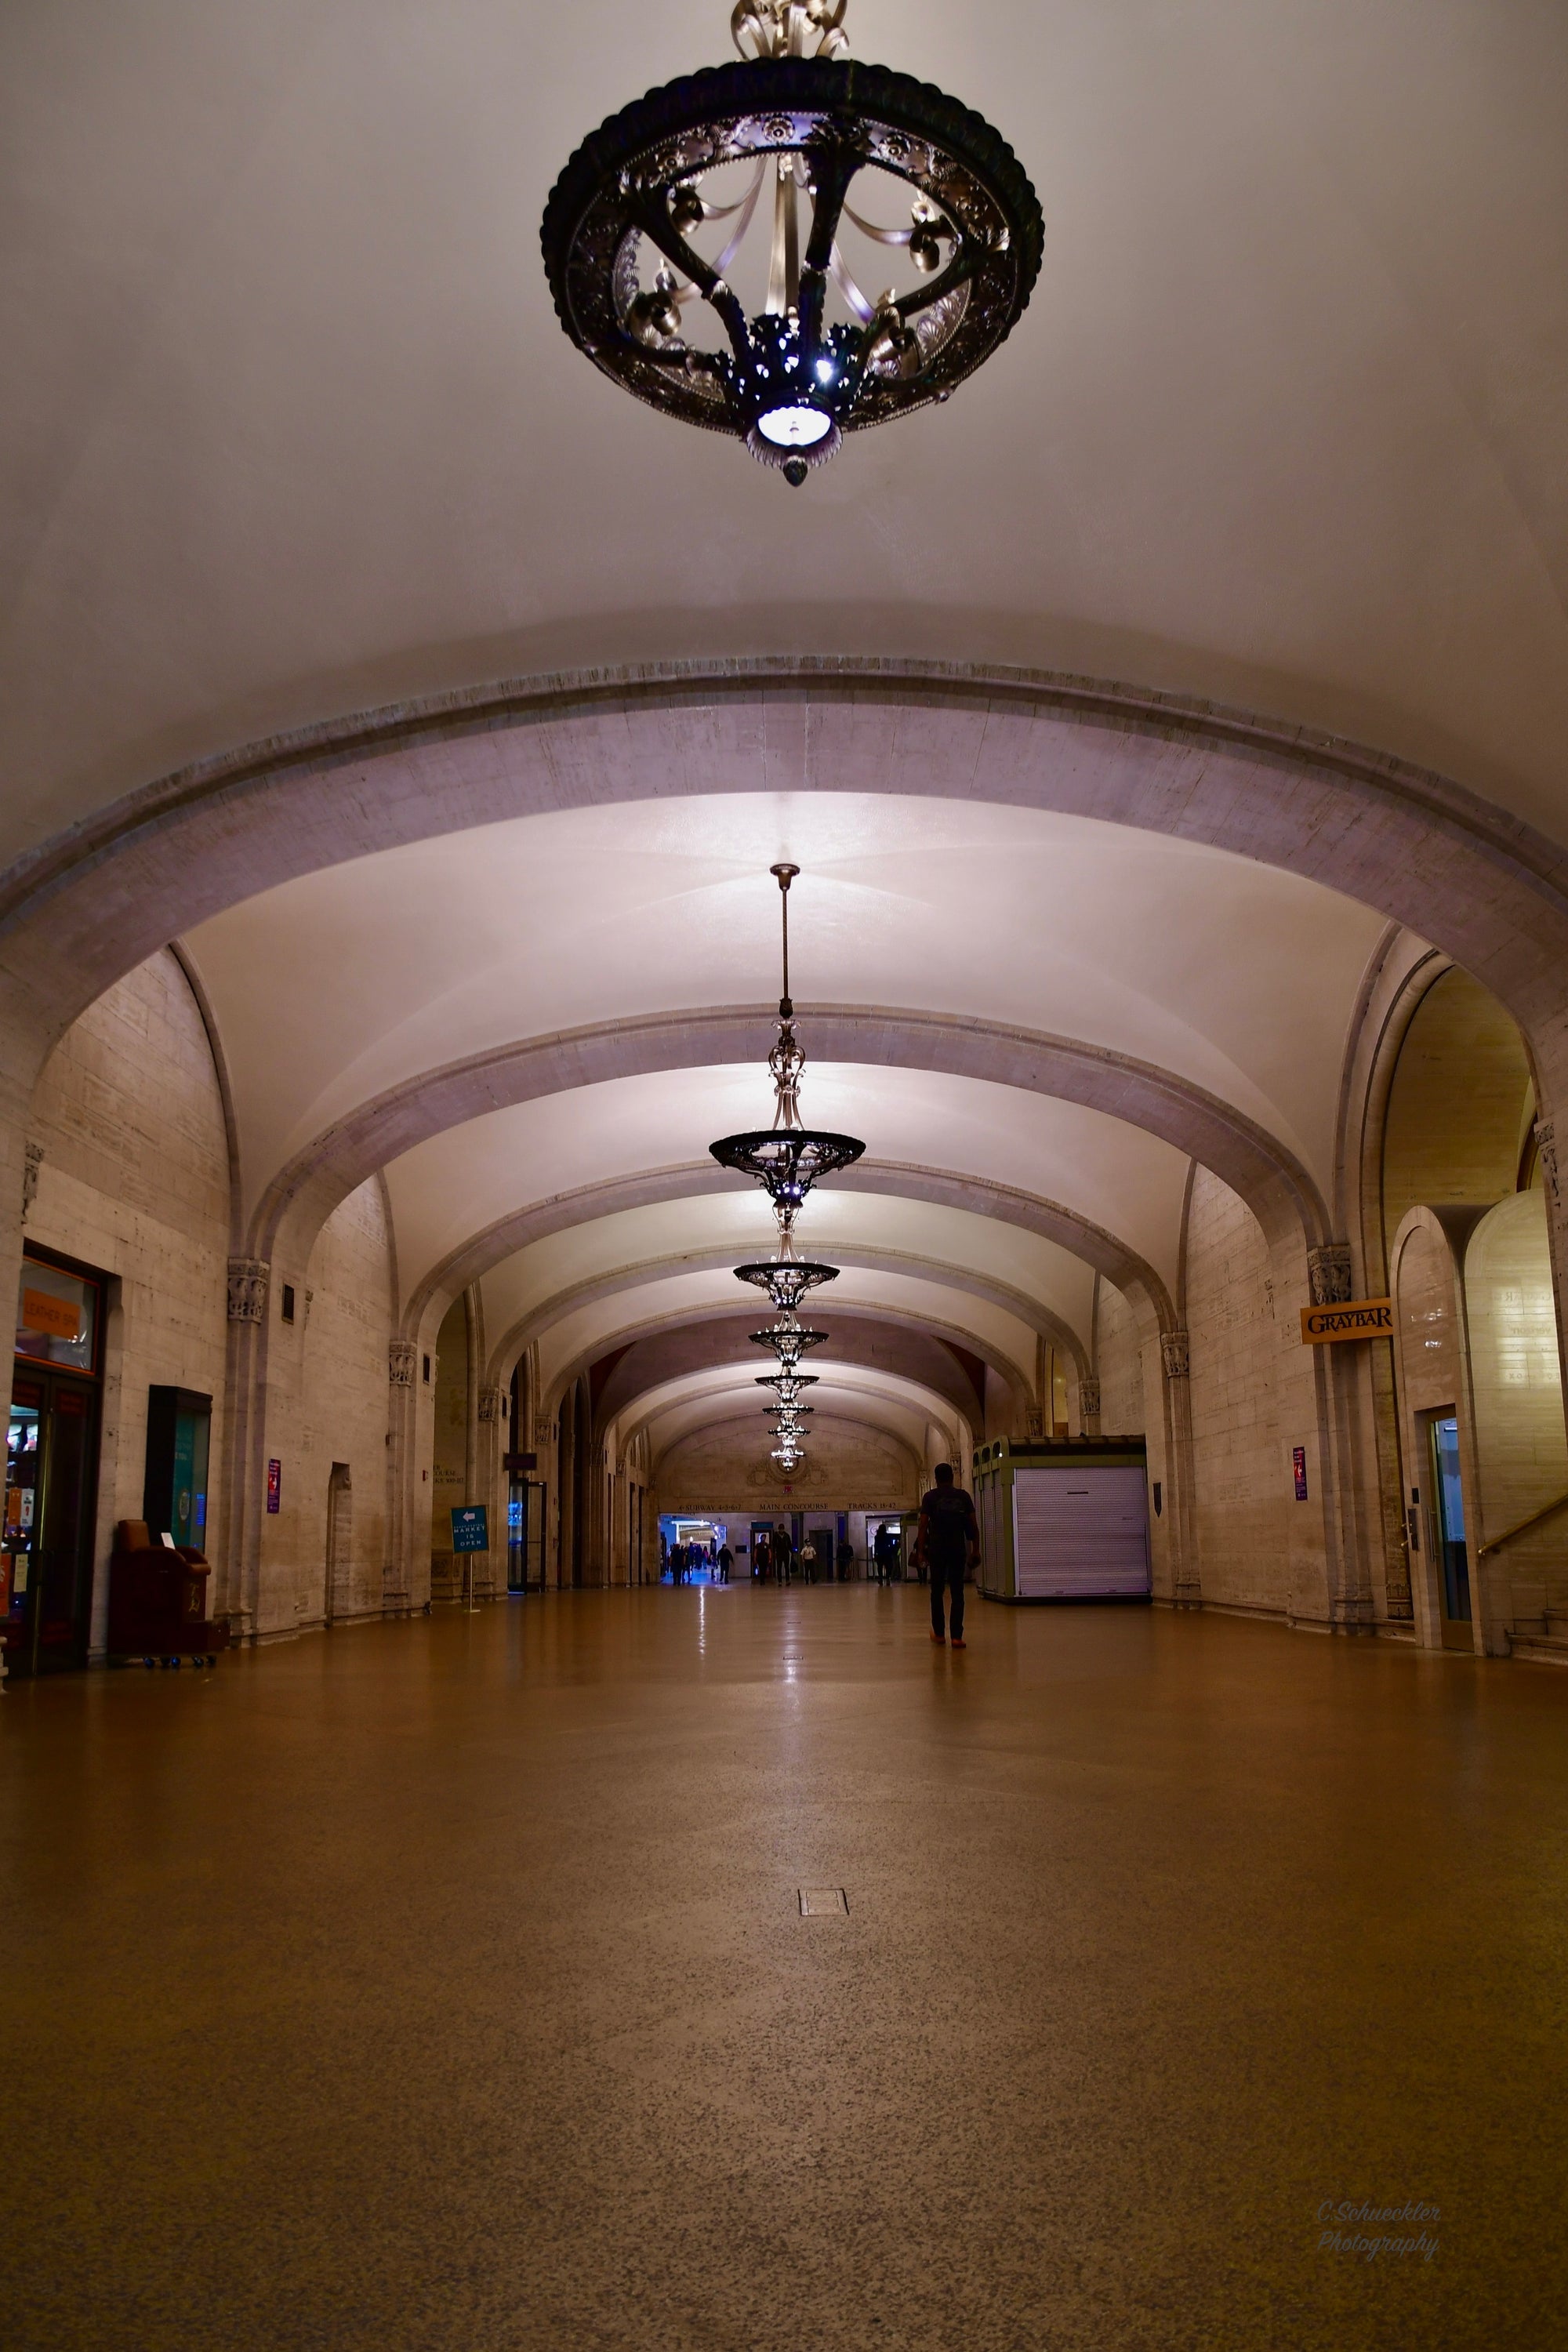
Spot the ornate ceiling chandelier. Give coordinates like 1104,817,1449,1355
749,1319,828,1362
542,2,1043,484
708,864,865,1476
710,866,865,1207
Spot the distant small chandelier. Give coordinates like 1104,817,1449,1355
734,1250,838,1313
542,1,1042,485
750,1320,828,1362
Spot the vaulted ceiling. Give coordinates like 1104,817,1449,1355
6,0,1564,1479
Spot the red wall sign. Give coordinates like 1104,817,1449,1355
267,1457,281,1514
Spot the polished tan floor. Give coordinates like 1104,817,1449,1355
2,1587,1563,2350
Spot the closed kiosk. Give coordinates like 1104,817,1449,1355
974,1437,1151,1602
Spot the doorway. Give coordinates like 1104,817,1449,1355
1421,1411,1473,1650
5,1372,100,1675
508,1477,546,1592
5,1253,104,1677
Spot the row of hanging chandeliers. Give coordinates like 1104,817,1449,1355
708,866,864,1473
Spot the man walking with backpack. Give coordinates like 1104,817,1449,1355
915,1463,980,1648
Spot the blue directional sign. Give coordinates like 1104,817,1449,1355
450,1504,489,1553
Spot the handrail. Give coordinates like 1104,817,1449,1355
1479,1489,1568,1558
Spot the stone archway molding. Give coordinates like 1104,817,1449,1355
259,1003,1324,1293
535,1295,1035,1434
7,655,1568,1099
482,1245,1087,1388
409,1158,1178,1345
586,1312,985,1437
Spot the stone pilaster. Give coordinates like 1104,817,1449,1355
470,1385,506,1599
382,1341,419,1613
21,1139,42,1223
217,1255,272,1637
1160,1330,1200,1605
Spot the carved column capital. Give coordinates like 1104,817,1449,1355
20,1138,43,1223
227,1257,269,1323
1160,1330,1190,1381
388,1340,417,1388
1536,1120,1559,1210
1307,1243,1355,1306
1078,1375,1102,1420
478,1385,503,1424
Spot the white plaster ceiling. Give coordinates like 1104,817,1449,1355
384,1060,1192,1303
477,1189,1098,1363
4,1,1568,848
183,794,1381,1203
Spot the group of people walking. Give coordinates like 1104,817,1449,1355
665,1539,730,1584
749,1524,856,1584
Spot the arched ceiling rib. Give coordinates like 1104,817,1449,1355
534,1268,1038,1414
475,1192,1097,1364
615,1360,967,1472
417,1160,1174,1336
592,1316,986,1444
383,1062,1195,1306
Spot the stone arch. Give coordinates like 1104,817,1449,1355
257,1004,1314,1294
10,656,1568,1355
534,1296,1034,1438
484,1247,1087,1392
407,1158,1177,1348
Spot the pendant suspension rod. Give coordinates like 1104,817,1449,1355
771,862,798,1018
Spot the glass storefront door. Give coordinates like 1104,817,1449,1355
5,1370,100,1675
1425,1411,1473,1651
6,1251,105,1677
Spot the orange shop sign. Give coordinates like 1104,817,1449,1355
1300,1298,1392,1344
20,1287,78,1340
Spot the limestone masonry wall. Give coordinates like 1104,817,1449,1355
300,1177,396,1624
1093,1282,1145,1437
1184,1167,1292,1617
27,949,230,1654
253,1175,397,1636
653,1415,917,1518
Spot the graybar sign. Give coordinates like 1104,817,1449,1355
1301,1298,1393,1343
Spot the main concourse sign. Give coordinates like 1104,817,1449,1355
1300,1299,1393,1344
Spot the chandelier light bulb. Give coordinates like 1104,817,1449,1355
756,402,833,448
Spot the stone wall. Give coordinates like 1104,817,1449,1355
429,1294,468,1599
26,949,230,1653
1093,1281,1146,1437
652,1414,918,1516
1464,1192,1568,1636
1184,1167,1292,1617
301,1177,396,1624
253,1176,397,1636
